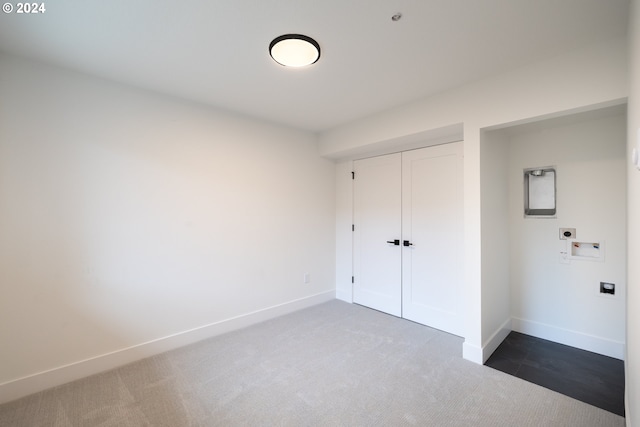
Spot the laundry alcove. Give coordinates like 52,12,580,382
480,104,627,360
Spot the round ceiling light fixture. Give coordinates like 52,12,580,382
269,34,320,67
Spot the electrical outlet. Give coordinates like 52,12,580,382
600,282,615,295
559,228,576,240
304,273,310,284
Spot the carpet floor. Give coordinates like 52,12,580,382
0,300,626,426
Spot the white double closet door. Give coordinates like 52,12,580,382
353,142,464,336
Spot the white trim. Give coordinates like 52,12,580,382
0,291,335,405
323,123,464,161
335,288,352,303
462,341,483,364
626,392,631,427
481,318,512,363
511,317,624,360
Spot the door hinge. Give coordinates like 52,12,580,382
351,276,354,283
351,171,355,179
352,224,355,231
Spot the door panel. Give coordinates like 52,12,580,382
353,153,402,316
401,143,464,336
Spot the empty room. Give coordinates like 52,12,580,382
1,1,639,426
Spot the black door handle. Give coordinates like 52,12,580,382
403,240,413,247
386,239,400,246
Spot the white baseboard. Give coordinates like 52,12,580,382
462,341,483,364
482,318,512,363
0,290,335,405
511,317,625,360
463,318,511,365
335,287,352,303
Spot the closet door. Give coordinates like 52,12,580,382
353,153,402,316
401,143,464,336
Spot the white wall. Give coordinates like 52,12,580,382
479,130,511,357
0,53,336,402
323,37,628,363
320,38,627,159
504,112,627,359
626,0,640,423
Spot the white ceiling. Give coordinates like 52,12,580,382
0,0,629,132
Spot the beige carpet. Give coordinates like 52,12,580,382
0,300,625,426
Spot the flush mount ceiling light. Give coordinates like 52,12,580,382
269,34,320,67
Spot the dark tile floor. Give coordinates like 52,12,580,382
485,332,625,417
